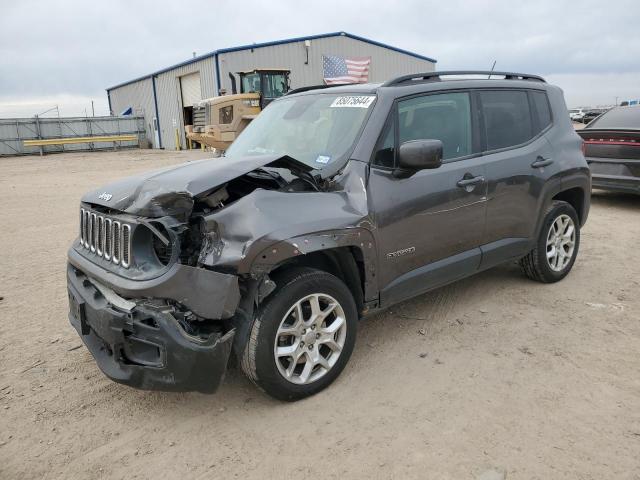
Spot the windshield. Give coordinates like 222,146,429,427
569,109,578,114
226,93,375,169
588,106,640,129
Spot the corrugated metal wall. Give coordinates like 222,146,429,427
106,34,435,151
155,57,217,150
107,78,156,146
218,35,435,91
0,116,144,156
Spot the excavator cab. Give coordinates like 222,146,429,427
231,69,291,108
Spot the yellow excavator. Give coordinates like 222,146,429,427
186,69,290,150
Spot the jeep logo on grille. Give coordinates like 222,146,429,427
98,192,113,201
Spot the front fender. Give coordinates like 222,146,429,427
249,228,378,300
202,160,374,277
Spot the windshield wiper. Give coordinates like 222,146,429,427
251,167,287,187
294,171,321,191
265,155,321,191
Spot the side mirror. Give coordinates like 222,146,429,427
396,139,443,176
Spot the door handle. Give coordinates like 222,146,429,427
531,156,554,168
457,175,485,188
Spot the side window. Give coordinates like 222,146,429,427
530,90,552,133
373,120,395,168
398,92,472,160
479,90,533,150
219,105,233,124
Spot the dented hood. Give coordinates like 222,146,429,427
81,154,313,218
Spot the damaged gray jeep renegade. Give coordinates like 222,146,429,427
68,71,590,400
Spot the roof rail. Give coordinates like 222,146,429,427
285,84,333,96
382,70,546,87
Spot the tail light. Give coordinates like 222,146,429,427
581,141,586,156
580,133,640,160
583,137,640,146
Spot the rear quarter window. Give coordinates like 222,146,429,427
530,90,552,132
479,90,533,150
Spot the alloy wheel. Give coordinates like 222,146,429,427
546,214,576,272
273,293,347,385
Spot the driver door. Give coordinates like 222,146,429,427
369,91,488,305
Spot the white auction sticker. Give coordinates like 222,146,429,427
330,96,375,108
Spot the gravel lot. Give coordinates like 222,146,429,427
1,149,639,480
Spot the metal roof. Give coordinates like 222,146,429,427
106,31,437,91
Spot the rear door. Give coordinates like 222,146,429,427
369,91,488,305
477,88,558,267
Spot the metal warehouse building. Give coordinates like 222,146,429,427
107,31,436,150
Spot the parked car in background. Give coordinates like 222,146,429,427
581,109,608,125
577,105,640,194
569,108,587,122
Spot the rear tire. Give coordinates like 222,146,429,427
240,267,357,401
520,200,580,283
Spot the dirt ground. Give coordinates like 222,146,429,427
1,149,639,480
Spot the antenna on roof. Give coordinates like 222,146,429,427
488,61,496,79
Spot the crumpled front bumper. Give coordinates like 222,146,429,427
67,264,235,393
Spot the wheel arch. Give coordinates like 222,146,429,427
249,228,378,316
532,171,589,242
552,186,587,225
268,247,365,316
230,229,376,360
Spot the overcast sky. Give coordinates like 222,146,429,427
1,0,639,117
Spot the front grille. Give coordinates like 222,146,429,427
193,105,207,130
80,208,132,268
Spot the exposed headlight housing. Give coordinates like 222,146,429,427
151,223,173,266
197,220,224,265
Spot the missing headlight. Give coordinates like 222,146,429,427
153,231,172,265
144,222,173,266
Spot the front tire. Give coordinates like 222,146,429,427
240,267,358,401
520,200,580,283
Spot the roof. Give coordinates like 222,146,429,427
285,72,551,99
106,31,437,91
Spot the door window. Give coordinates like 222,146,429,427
479,90,533,150
262,73,288,99
398,92,472,161
241,73,261,93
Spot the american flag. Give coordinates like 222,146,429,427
322,55,371,85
